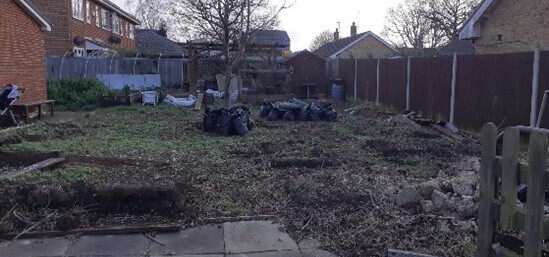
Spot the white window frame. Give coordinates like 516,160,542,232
85,1,91,23
101,9,110,30
95,6,100,27
120,20,125,37
129,24,135,39
112,13,120,34
72,0,84,20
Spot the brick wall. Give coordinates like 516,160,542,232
339,36,396,59
474,0,549,54
0,0,48,103
33,0,137,56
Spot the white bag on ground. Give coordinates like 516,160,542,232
164,94,197,107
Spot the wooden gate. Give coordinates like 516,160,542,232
478,123,549,257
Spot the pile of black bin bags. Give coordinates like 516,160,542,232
203,106,254,136
260,99,337,122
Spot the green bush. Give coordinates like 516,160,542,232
47,78,110,111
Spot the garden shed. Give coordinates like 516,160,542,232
286,50,327,99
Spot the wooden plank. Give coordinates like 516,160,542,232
477,123,499,257
0,224,181,240
193,93,204,111
0,158,65,180
524,131,547,257
512,210,549,239
500,127,520,229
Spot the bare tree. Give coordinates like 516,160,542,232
173,0,294,106
383,0,478,49
126,0,188,40
423,0,479,39
309,30,334,51
383,0,444,49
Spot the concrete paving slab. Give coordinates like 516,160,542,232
297,239,320,250
151,255,224,257
0,238,71,257
301,249,338,257
224,221,298,254
149,224,224,255
65,234,151,257
227,250,302,257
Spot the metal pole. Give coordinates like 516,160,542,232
450,53,458,124
376,58,380,105
354,58,358,100
406,56,411,110
531,49,541,127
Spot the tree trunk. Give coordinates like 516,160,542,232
224,64,233,108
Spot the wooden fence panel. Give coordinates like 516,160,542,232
357,59,378,101
409,56,453,121
379,58,407,111
455,52,533,130
339,59,354,100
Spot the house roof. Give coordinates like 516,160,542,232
97,0,141,25
459,0,498,40
249,30,290,48
15,0,52,31
136,29,185,56
314,31,397,59
439,38,476,55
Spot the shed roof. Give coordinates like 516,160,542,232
249,30,290,47
439,38,476,55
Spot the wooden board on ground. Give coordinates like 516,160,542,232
0,224,181,240
0,158,65,180
194,93,204,111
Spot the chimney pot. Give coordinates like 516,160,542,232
334,28,340,41
351,22,357,36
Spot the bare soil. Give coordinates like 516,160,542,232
0,103,480,256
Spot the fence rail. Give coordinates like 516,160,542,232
46,57,187,89
477,123,549,257
338,51,549,130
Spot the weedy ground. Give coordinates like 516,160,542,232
0,102,480,257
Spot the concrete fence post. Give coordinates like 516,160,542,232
531,49,541,127
406,56,411,110
376,58,380,105
354,58,358,100
450,53,458,124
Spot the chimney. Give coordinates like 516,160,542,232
334,28,340,41
351,22,357,36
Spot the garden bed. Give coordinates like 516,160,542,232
0,103,480,256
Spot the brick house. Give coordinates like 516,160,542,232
1,0,52,103
459,0,549,54
314,23,397,77
32,0,140,56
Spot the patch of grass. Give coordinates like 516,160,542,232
216,199,246,216
59,166,97,182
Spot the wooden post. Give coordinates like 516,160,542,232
406,56,411,110
477,123,498,257
354,58,358,100
500,127,520,229
450,53,457,124
524,132,548,257
531,49,541,127
376,58,380,105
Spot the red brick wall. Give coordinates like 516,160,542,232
33,0,137,56
0,0,48,103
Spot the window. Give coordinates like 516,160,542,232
120,20,125,37
129,24,134,39
95,6,100,27
101,9,110,30
112,14,120,34
85,1,91,23
72,0,84,20
126,23,130,37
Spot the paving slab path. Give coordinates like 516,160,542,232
0,221,337,257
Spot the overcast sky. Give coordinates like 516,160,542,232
111,0,404,51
